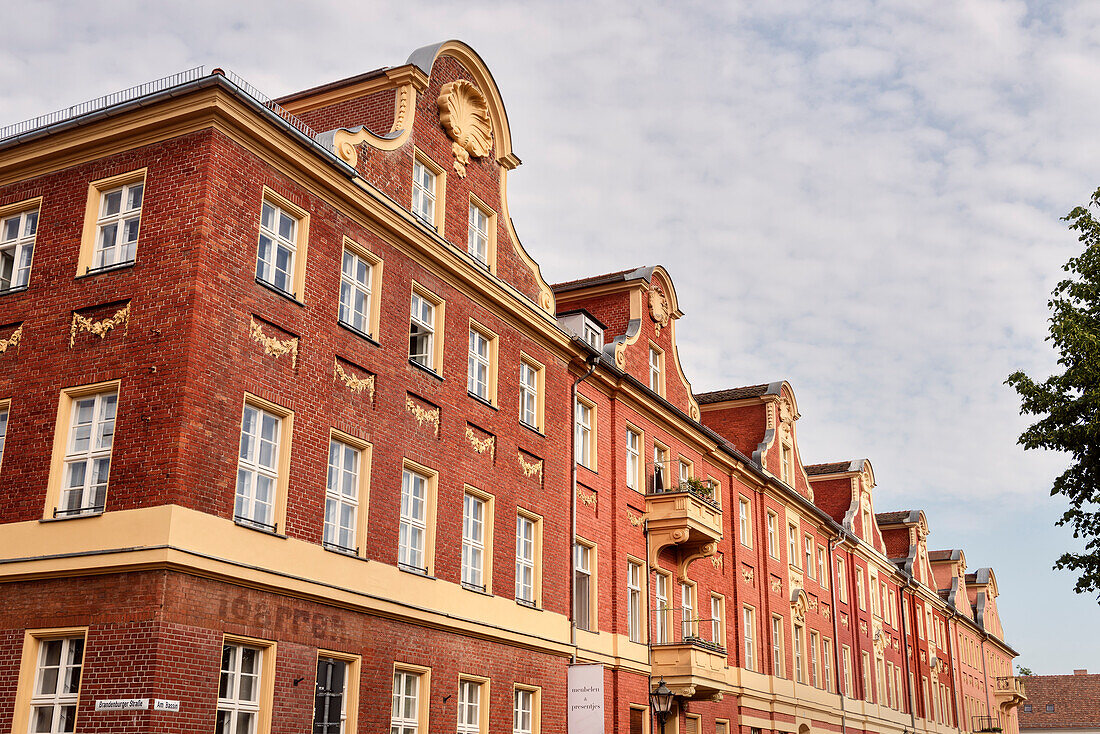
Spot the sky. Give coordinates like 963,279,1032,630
2,0,1097,674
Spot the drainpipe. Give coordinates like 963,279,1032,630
828,533,848,734
570,353,600,663
899,583,917,732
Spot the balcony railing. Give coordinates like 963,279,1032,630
996,676,1026,696
973,716,1002,733
649,470,721,510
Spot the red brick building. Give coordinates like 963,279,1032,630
1019,671,1100,734
0,40,1022,734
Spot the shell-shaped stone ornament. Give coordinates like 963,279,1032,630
437,80,493,177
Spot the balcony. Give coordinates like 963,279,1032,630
973,716,1002,733
650,636,729,700
994,676,1027,711
646,474,723,569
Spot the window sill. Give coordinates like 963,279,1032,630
323,542,364,560
254,276,306,307
337,320,381,347
461,582,491,596
234,518,286,538
398,563,435,579
76,260,135,279
467,392,498,411
408,358,444,382
519,420,545,438
577,462,598,476
516,598,541,611
40,510,104,523
0,284,29,297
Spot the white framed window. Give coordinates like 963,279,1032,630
0,403,8,472
0,206,37,291
627,560,643,643
818,546,828,588
743,606,755,670
399,468,429,573
810,630,820,687
457,679,483,734
739,497,751,547
804,535,814,576
29,636,84,733
409,290,437,370
780,442,794,484
679,459,691,486
653,442,669,491
794,624,804,683
582,321,601,349
648,346,662,393
462,492,487,590
862,651,873,702
711,595,724,647
217,642,263,733
313,656,349,734
788,524,800,567
256,199,298,294
574,542,593,631
843,646,853,697
823,638,833,692
574,398,594,470
59,391,117,517
767,511,778,558
94,182,143,269
654,571,669,644
468,202,490,265
680,583,695,640
625,428,641,490
516,514,536,605
856,567,866,611
235,403,281,530
513,687,535,734
837,558,848,603
339,248,372,334
324,438,360,552
771,615,784,678
520,361,540,429
391,669,421,734
468,328,491,400
412,160,437,225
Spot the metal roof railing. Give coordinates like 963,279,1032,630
0,65,317,143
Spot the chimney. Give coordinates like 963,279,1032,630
1073,669,1088,675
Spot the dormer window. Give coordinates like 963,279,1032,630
582,322,601,349
556,311,605,351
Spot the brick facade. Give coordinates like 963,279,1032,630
0,40,1021,734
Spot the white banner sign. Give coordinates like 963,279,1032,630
95,698,148,711
568,663,604,733
153,699,180,712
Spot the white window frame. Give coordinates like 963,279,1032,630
59,391,117,517
856,567,866,611
817,546,827,588
843,646,853,697
93,181,143,269
772,615,784,678
513,687,535,734
739,497,751,547
574,398,594,470
625,428,641,491
648,346,662,393
0,403,8,473
654,572,670,644
837,558,848,603
409,291,436,369
574,542,593,631
804,535,814,576
235,403,281,530
794,624,804,683
823,638,833,692
29,636,84,734
627,560,643,643
399,468,429,573
323,437,361,553
390,669,421,734
767,511,778,558
468,328,491,401
217,642,263,733
519,362,539,429
338,247,373,335
515,514,536,605
810,630,820,687
788,524,800,568
412,160,437,225
711,595,724,647
680,583,695,640
468,201,490,265
0,206,37,291
743,606,755,671
457,679,483,734
461,492,487,590
256,199,298,294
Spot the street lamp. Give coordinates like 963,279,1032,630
650,678,674,734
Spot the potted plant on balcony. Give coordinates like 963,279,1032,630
680,476,715,501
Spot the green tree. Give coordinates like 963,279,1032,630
1017,665,1034,677
1006,187,1100,600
